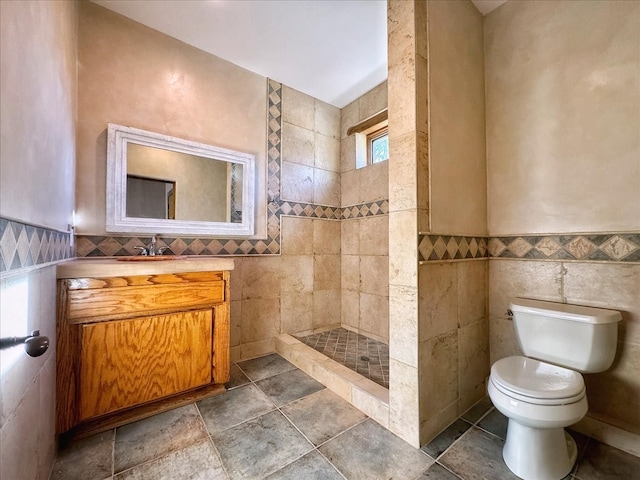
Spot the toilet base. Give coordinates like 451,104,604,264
503,420,577,480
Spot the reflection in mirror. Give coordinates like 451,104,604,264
126,175,176,220
107,123,255,236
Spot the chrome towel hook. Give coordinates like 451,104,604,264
0,330,49,357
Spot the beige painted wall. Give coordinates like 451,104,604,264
486,1,640,433
0,1,77,479
76,2,267,237
429,0,486,235
486,0,640,235
0,0,76,230
341,82,389,342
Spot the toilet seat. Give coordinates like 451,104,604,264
491,356,585,406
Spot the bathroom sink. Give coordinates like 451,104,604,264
116,255,187,262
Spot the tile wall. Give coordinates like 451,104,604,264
227,81,392,361
387,0,429,448
489,259,640,432
385,0,490,449
227,83,344,360
340,82,390,343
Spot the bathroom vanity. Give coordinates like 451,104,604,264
55,257,233,438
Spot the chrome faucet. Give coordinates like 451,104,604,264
135,235,168,256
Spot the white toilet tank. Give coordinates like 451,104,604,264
510,298,621,373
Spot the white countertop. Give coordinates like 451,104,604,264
57,256,235,278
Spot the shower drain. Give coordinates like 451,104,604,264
359,356,370,362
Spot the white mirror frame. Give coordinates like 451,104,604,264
106,123,255,236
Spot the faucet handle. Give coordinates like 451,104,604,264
156,247,169,256
134,246,149,256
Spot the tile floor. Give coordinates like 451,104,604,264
296,327,390,388
50,354,640,480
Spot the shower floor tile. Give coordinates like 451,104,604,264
296,327,389,388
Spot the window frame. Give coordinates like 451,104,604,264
366,123,389,165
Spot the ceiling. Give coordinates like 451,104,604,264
93,0,507,108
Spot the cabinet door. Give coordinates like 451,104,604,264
79,310,212,420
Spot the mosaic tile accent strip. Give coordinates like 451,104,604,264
0,218,74,274
487,233,640,262
296,327,389,389
278,202,341,220
418,235,488,261
340,199,389,220
419,233,640,263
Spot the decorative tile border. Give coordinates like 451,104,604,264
419,233,640,263
341,200,389,219
488,233,640,263
278,201,341,220
0,218,74,274
75,199,391,257
418,235,488,262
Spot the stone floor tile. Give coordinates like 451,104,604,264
439,427,519,480
211,410,313,479
255,368,325,406
50,430,114,480
114,404,207,474
264,451,343,480
477,408,508,440
197,384,275,434
226,364,251,390
416,462,463,480
574,438,640,479
236,354,296,381
421,418,472,459
114,439,228,480
461,397,493,424
567,428,591,472
318,418,433,480
281,388,367,446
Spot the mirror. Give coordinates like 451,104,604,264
106,123,255,236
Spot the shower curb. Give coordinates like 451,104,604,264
276,334,390,428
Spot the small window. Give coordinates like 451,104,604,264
347,109,389,169
368,127,389,164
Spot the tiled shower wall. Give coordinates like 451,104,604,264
340,82,390,343
228,82,392,360
228,83,344,360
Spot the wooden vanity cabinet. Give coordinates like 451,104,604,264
56,270,230,437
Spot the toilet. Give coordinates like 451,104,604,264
488,298,621,480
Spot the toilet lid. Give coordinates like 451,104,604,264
491,356,585,401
